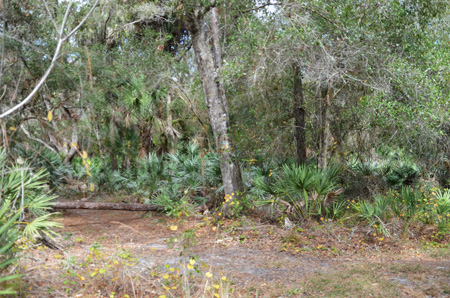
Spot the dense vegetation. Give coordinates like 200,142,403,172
0,0,450,296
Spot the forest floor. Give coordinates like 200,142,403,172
17,197,450,298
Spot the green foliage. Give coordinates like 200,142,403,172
11,144,72,188
254,162,342,221
345,147,420,198
349,186,450,237
398,187,422,219
435,190,450,217
80,141,222,214
152,183,195,217
167,142,222,190
0,149,61,295
0,202,22,296
353,195,392,236
0,149,61,238
135,153,166,197
166,143,204,192
381,149,420,187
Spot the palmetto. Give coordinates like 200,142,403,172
0,149,62,294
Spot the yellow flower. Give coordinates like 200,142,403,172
170,225,178,231
187,264,194,270
47,110,53,122
206,272,213,278
221,276,228,281
163,274,169,279
213,284,220,289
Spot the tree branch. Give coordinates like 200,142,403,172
239,1,280,14
0,0,99,119
64,0,100,41
42,0,59,32
20,124,57,152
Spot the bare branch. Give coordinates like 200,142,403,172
0,0,99,119
0,33,51,57
0,0,6,89
239,1,280,14
20,124,57,153
0,38,63,119
64,0,100,41
42,0,59,32
301,5,347,39
60,0,73,38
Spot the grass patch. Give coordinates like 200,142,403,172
425,247,450,259
302,264,400,297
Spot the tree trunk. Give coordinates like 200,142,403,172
189,7,243,216
51,201,164,212
65,127,78,164
210,7,228,118
138,121,153,159
166,92,178,154
318,82,330,169
64,92,81,165
94,124,106,168
293,64,306,164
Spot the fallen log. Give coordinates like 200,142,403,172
51,201,165,212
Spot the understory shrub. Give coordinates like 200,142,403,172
0,149,62,294
0,202,21,296
12,144,72,188
253,162,343,222
84,141,222,212
344,146,421,198
352,186,450,237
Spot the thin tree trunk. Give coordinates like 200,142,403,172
318,83,330,169
94,124,106,168
65,127,78,164
43,98,64,153
138,121,153,159
293,64,306,164
166,92,177,154
189,7,243,216
64,92,80,165
52,201,164,212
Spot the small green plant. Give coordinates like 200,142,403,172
254,162,343,221
353,195,391,236
0,203,22,296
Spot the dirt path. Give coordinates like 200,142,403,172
19,209,450,297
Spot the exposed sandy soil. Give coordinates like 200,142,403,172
16,202,450,298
